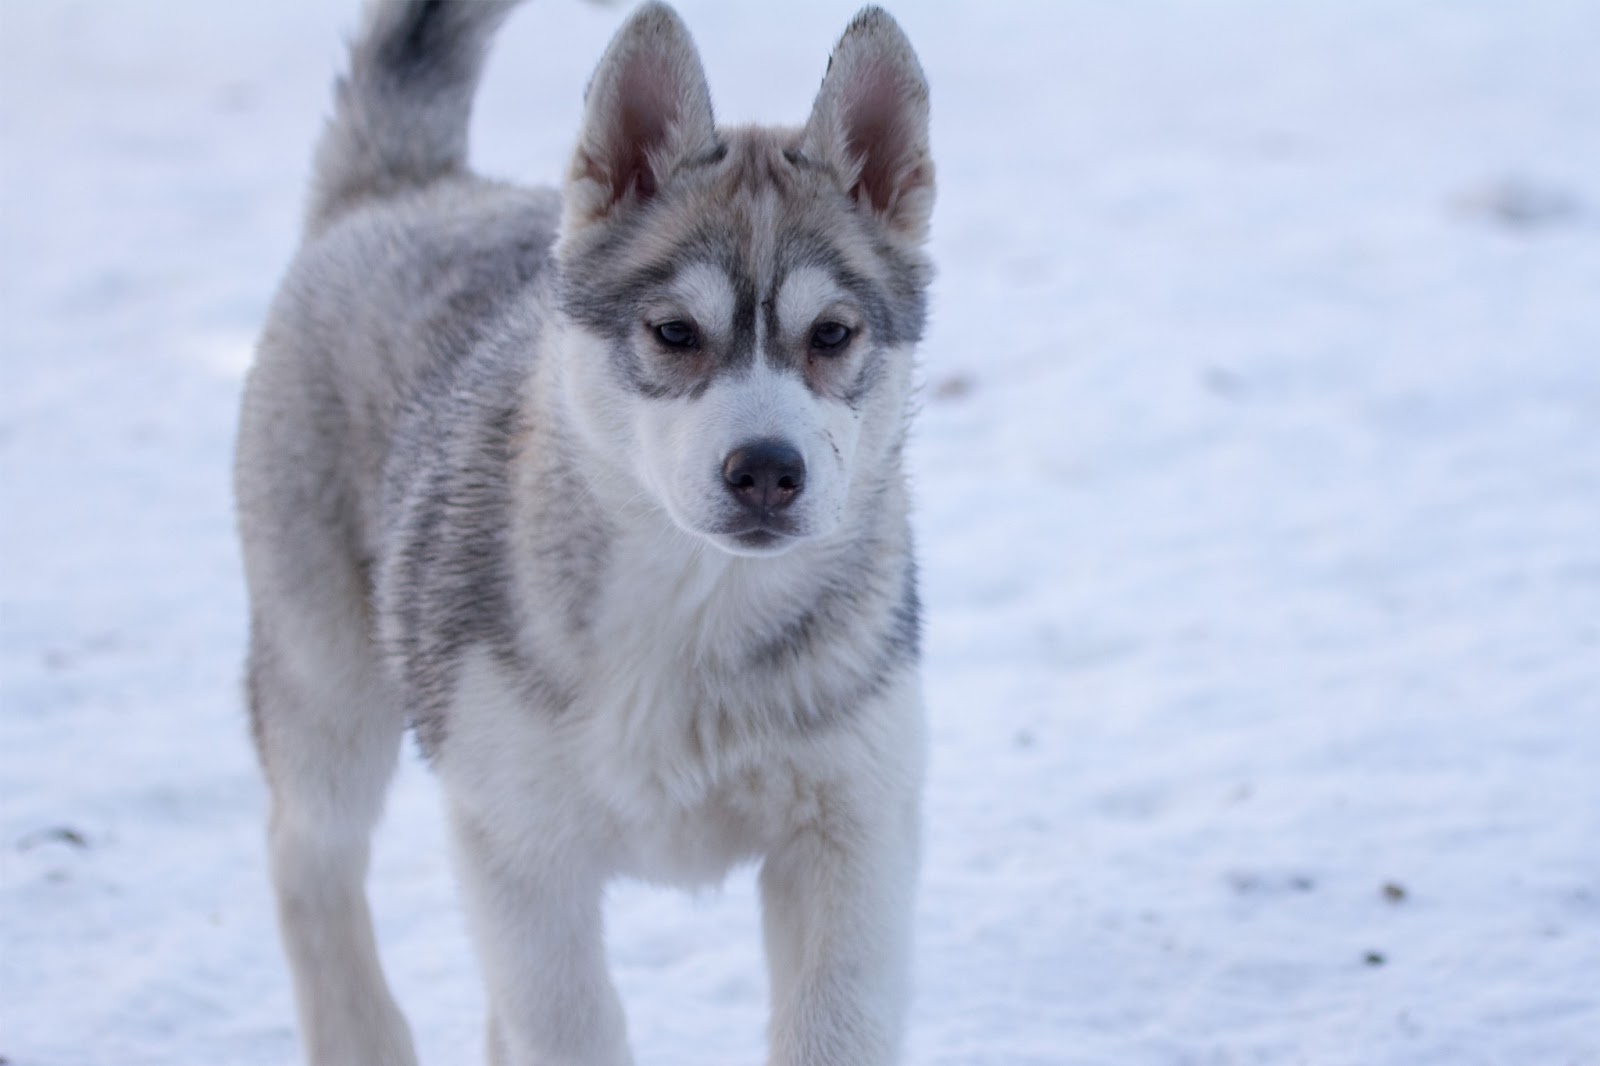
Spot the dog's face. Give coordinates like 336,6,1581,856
553,4,933,557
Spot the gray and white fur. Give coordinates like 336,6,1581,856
235,1,935,1063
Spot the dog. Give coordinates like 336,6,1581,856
234,1,934,1062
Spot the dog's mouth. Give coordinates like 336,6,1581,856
709,517,804,557
732,528,787,551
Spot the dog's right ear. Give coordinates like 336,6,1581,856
562,2,716,234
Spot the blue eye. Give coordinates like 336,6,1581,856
810,321,852,353
655,321,699,349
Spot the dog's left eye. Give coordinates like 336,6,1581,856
810,321,852,353
654,320,699,350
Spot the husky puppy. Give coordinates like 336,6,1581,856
235,1,934,1062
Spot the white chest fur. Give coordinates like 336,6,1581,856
438,530,869,885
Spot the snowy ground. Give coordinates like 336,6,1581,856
3,1,1598,1063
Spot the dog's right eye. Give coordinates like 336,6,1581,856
654,321,699,350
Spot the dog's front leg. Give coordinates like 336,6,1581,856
448,806,633,1066
759,728,923,1065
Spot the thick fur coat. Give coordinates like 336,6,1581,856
234,2,935,1063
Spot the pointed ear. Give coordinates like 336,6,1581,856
802,7,934,242
564,2,716,231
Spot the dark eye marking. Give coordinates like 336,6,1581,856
810,321,853,354
653,320,700,351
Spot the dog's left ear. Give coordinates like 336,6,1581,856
564,2,717,233
803,7,934,243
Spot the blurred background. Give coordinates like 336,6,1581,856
2,1,1597,1063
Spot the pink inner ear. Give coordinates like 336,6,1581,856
608,52,680,204
842,62,911,213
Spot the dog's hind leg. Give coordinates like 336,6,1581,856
248,605,416,1066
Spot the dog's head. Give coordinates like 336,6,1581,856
553,3,933,557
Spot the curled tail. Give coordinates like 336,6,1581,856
306,0,522,236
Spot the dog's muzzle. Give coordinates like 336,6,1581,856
718,439,808,551
722,438,805,517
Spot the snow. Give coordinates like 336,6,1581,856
3,1,1598,1063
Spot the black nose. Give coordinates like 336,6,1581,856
722,439,805,512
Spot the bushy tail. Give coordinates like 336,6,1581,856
305,0,522,236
